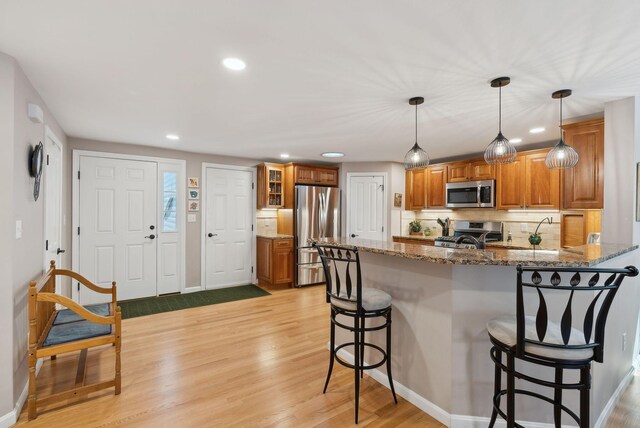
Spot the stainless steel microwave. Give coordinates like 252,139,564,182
445,180,495,208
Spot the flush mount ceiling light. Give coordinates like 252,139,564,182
404,97,430,170
321,152,345,158
510,138,522,143
222,58,246,70
545,89,579,169
166,134,180,140
484,77,516,165
280,153,290,159
529,127,546,134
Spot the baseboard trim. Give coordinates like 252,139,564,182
334,347,450,426
593,365,635,428
0,358,43,428
333,344,634,428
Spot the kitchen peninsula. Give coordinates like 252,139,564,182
319,237,640,427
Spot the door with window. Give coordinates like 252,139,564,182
203,167,254,289
348,175,385,241
78,156,158,304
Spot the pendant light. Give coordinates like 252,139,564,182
545,89,579,169
404,97,430,170
484,77,517,164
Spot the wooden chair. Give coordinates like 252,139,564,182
27,260,122,420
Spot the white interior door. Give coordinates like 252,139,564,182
348,175,385,241
204,167,253,289
78,156,157,304
44,129,63,288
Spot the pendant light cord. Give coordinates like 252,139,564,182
559,95,563,138
415,103,418,143
498,85,502,133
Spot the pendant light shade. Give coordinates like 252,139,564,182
545,89,579,169
485,77,517,165
404,97,430,170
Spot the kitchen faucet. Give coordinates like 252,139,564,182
454,232,490,249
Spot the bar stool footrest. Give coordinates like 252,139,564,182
492,388,581,426
333,342,387,371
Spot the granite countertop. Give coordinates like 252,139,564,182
316,237,638,267
256,234,294,239
392,235,554,250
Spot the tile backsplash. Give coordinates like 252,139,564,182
401,209,563,248
256,209,278,235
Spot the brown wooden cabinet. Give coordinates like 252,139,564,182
257,163,285,209
497,149,560,210
256,236,294,287
426,165,446,208
291,164,339,186
561,119,605,209
561,211,601,248
446,159,495,183
405,168,427,210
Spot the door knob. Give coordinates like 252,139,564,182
149,225,155,230
144,234,156,240
56,248,66,254
350,234,358,238
208,233,218,237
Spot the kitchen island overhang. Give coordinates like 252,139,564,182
316,237,640,427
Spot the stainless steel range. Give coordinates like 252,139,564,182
434,220,503,249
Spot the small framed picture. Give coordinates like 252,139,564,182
188,177,199,188
188,200,200,212
394,193,403,208
188,189,200,200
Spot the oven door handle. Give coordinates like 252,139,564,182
477,184,482,207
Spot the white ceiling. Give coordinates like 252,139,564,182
2,1,640,163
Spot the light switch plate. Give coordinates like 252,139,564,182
520,223,528,233
187,214,197,223
15,220,22,239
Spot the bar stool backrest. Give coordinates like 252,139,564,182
314,243,362,312
516,264,638,362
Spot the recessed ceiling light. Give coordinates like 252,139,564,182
322,152,345,158
529,127,545,134
510,138,522,143
223,58,246,71
166,134,180,140
280,153,290,159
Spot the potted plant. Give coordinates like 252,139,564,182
409,220,423,236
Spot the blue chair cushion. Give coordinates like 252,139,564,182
43,303,113,347
53,303,110,325
43,320,112,347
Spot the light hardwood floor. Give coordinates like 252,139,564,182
15,286,443,427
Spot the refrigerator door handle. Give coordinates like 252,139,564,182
318,192,326,238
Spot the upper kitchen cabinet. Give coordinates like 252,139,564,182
426,165,446,208
446,159,495,182
405,168,427,210
288,163,339,186
257,163,285,209
405,165,446,210
561,119,604,209
497,149,560,210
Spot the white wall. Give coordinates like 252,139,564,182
0,52,16,420
602,97,637,245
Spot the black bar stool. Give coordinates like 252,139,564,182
313,243,397,424
487,264,638,428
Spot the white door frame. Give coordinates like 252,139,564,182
43,126,64,273
346,172,388,241
72,150,186,302
200,162,257,289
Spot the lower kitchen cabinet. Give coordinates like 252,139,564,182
560,211,601,248
256,236,294,287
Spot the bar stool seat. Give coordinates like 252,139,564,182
331,288,392,312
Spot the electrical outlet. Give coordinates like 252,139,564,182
622,333,627,351
520,223,528,233
187,214,197,223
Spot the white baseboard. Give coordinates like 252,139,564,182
334,345,634,428
0,358,43,428
334,347,450,426
182,285,202,294
593,365,635,428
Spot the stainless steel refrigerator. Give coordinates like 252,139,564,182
295,185,341,287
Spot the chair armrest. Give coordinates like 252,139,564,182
37,293,116,325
